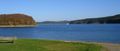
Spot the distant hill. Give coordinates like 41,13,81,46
70,14,120,24
0,14,36,27
38,20,69,24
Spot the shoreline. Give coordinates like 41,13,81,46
0,25,36,27
24,38,120,45
63,40,120,44
42,39,120,44
62,40,120,45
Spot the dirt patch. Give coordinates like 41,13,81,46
98,43,120,51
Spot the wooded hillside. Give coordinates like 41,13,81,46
0,14,36,25
70,14,120,24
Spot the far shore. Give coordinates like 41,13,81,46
0,25,36,27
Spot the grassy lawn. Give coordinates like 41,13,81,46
0,39,102,51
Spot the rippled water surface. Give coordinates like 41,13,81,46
0,24,120,43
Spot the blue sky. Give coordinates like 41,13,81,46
0,0,120,22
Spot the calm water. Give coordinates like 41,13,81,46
0,24,120,43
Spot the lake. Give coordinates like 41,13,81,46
0,24,120,43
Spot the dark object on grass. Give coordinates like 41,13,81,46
0,37,16,43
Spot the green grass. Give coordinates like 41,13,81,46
0,39,102,51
